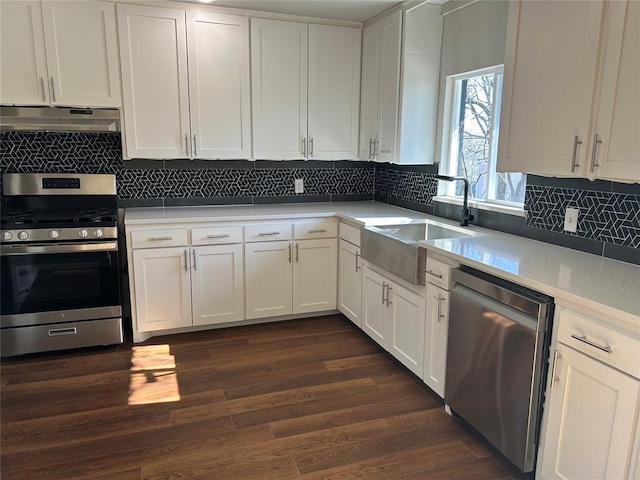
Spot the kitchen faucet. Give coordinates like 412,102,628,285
435,175,475,226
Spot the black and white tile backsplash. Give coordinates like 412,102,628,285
1,131,637,263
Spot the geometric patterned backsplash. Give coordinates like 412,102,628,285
526,185,639,249
0,132,373,201
1,131,638,256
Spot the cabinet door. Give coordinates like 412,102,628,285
338,240,362,326
361,266,388,348
540,344,640,480
308,24,361,160
497,0,604,176
245,241,293,319
359,22,381,160
117,4,190,159
133,247,192,332
388,281,426,377
590,0,640,182
423,283,448,397
376,11,402,163
191,245,244,326
187,11,251,160
0,0,49,105
42,1,120,107
251,19,307,160
293,239,337,315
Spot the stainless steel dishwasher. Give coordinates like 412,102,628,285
446,267,554,473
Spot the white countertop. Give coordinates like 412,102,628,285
125,202,639,330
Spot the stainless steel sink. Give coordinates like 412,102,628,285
361,221,476,285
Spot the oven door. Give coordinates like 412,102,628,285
0,241,121,327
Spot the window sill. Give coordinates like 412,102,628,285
433,196,526,218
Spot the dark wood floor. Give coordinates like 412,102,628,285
1,315,527,480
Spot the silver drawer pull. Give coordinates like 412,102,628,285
258,232,280,236
425,269,443,279
48,327,77,337
308,229,327,234
571,334,612,354
149,236,172,241
206,234,230,239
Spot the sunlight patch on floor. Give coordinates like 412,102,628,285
128,344,181,405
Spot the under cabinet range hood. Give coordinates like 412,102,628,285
0,106,120,133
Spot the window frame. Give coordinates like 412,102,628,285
437,65,525,210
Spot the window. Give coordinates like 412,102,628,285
441,66,526,205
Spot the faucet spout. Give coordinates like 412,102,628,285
434,175,475,226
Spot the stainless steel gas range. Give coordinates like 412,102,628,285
0,173,123,356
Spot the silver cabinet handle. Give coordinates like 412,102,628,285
355,251,361,272
288,243,292,263
50,77,56,102
550,350,561,389
192,250,197,271
301,136,306,156
48,327,77,336
184,134,189,155
184,249,188,272
307,229,327,234
368,138,373,159
571,334,612,354
295,243,299,263
436,294,445,322
385,285,392,307
381,281,387,305
193,134,197,157
258,231,280,236
309,136,314,157
148,236,172,241
425,269,443,279
206,234,230,239
40,77,46,102
590,133,602,172
570,135,582,173
372,137,378,157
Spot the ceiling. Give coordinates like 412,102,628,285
178,0,407,22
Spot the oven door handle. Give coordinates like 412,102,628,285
1,241,118,255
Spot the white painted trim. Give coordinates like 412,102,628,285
433,195,526,217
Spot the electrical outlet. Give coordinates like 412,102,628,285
294,178,304,194
564,207,579,233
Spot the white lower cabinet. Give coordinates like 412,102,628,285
362,265,426,377
133,247,192,332
245,237,337,320
539,344,640,479
191,244,244,326
423,283,449,398
338,238,362,326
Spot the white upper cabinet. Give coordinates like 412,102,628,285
498,0,639,182
251,18,361,160
589,0,639,181
118,4,250,160
307,24,361,160
251,19,308,160
359,4,441,164
187,11,251,160
1,0,120,107
118,4,190,159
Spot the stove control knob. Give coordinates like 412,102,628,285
78,229,88,238
17,231,29,241
48,230,59,239
1,231,12,241
93,229,104,238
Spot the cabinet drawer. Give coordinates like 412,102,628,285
425,254,456,290
244,223,292,242
339,222,361,246
191,225,243,245
294,221,338,239
130,228,188,249
557,307,640,379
